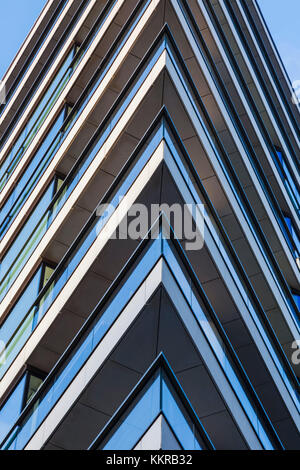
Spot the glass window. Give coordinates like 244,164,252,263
102,375,161,450
0,174,63,302
275,149,300,215
0,369,44,443
0,267,42,348
0,180,55,276
0,375,26,443
25,374,44,406
292,292,300,313
0,46,77,191
284,215,300,267
0,106,70,240
0,261,55,364
98,367,204,451
0,0,70,119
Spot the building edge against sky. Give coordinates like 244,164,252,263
0,0,299,450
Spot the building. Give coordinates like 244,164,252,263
0,0,299,450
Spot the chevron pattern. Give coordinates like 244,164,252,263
0,0,299,451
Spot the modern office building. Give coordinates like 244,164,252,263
0,0,299,450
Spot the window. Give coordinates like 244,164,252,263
0,44,78,192
0,368,45,443
97,367,205,451
0,174,64,303
275,149,300,215
284,215,300,268
0,105,70,240
0,261,56,377
292,291,300,313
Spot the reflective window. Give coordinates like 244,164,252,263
0,47,77,191
0,107,70,240
284,215,300,267
0,68,287,450
0,261,55,367
292,292,300,313
102,375,161,450
0,0,70,119
0,175,63,300
1,227,275,450
275,149,300,216
98,367,204,451
0,370,44,443
0,0,120,192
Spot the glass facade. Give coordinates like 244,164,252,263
293,292,300,313
0,0,120,194
1,0,154,240
275,150,300,217
0,0,298,452
0,262,55,377
0,110,69,240
0,48,77,192
199,0,300,272
95,362,208,450
0,369,44,444
222,0,300,175
0,0,69,119
1,221,278,450
0,34,167,303
284,216,300,267
0,175,63,302
0,109,296,449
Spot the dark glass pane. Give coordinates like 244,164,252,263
0,375,26,442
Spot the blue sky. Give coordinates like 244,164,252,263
0,0,47,79
0,1,299,84
258,0,300,84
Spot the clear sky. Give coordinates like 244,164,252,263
258,0,300,84
0,0,47,79
0,1,299,84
